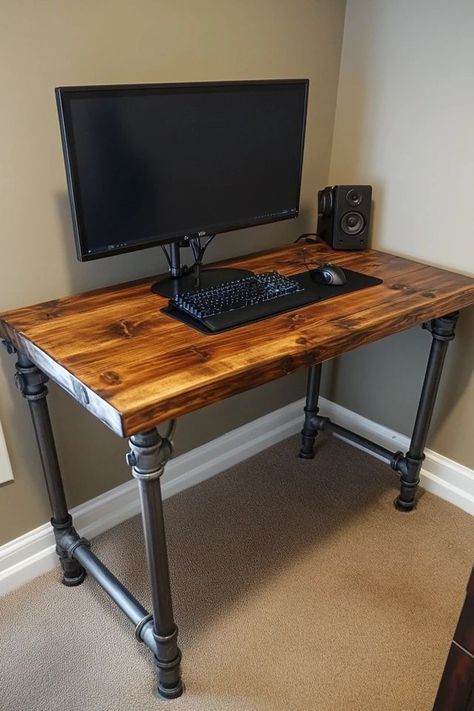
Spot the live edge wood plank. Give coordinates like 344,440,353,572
1,243,474,437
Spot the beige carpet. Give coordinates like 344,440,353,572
1,434,472,711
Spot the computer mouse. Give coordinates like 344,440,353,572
310,263,347,286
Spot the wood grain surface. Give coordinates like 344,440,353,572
1,243,474,437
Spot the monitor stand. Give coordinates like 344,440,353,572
151,239,252,298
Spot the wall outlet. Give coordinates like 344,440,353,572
0,420,13,484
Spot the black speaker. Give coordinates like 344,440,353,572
317,185,372,250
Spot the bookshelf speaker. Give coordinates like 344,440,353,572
317,185,372,250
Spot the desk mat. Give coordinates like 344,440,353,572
163,268,382,334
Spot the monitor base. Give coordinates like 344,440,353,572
151,267,253,298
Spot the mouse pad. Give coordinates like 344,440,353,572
163,268,383,334
292,267,382,298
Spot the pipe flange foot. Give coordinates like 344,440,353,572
62,568,87,587
298,450,315,459
155,679,184,700
393,496,416,513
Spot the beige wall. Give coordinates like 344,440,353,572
328,0,474,466
0,0,347,544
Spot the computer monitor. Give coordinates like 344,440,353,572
56,79,309,293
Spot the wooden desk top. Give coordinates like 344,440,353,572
1,243,474,437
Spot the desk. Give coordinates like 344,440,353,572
1,242,474,699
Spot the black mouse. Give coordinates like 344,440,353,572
310,263,347,286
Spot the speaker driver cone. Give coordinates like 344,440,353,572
340,211,365,236
346,189,363,206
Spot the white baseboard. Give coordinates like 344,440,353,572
1,396,472,597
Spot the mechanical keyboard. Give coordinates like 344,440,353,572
169,271,312,332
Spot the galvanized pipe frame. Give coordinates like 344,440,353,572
14,351,87,586
52,529,160,655
6,346,183,699
127,428,183,699
299,312,459,512
299,361,322,459
313,416,396,463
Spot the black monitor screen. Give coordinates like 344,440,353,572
56,80,309,260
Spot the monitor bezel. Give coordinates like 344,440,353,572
56,79,309,262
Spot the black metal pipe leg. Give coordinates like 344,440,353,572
299,363,322,458
127,427,183,699
394,312,459,512
14,352,85,585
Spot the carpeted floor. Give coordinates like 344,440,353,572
1,434,472,711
